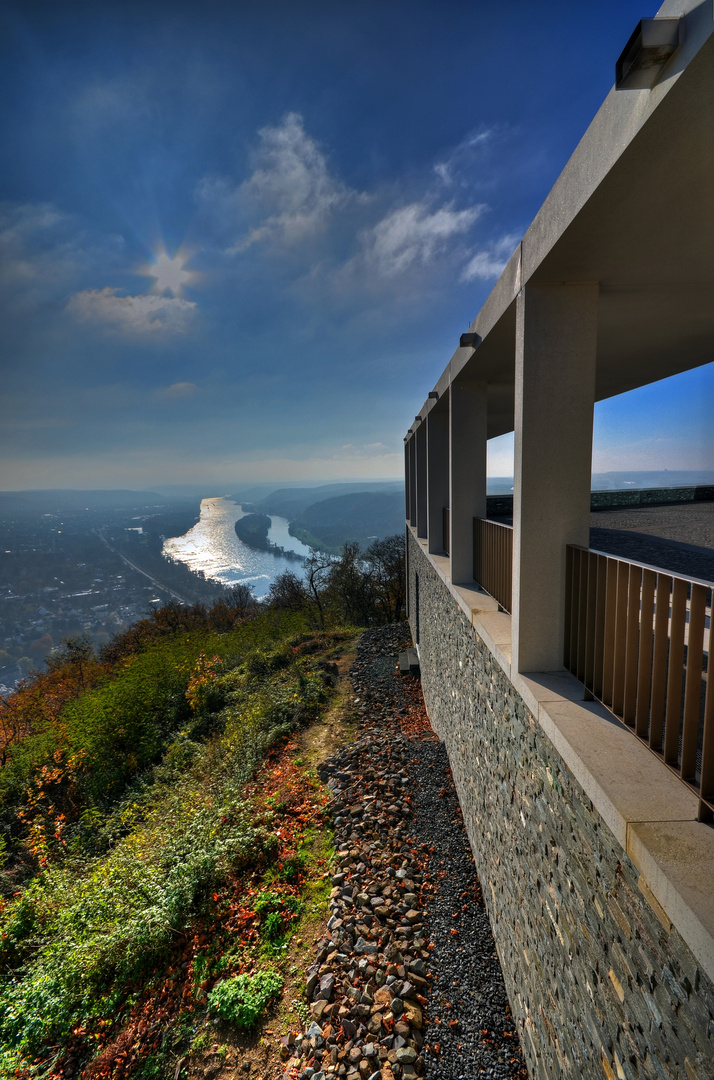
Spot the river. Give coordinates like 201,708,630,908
162,497,313,599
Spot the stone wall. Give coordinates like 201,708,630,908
484,486,714,521
407,531,714,1080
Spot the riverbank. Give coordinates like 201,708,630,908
234,513,307,561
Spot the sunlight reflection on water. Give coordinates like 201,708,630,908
162,497,312,598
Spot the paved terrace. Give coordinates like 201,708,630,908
488,501,714,583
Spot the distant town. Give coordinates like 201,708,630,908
0,491,226,693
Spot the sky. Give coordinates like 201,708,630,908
1,0,712,492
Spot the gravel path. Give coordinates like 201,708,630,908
279,625,527,1080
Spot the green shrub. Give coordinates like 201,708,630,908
0,621,333,1071
207,969,283,1028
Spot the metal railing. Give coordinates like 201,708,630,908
443,507,450,556
565,545,713,820
473,518,513,614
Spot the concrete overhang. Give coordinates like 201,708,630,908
410,0,714,442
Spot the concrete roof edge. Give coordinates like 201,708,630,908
404,0,714,438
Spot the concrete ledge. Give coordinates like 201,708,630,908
472,610,512,673
628,820,714,986
539,699,698,848
408,526,714,989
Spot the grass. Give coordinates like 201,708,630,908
0,618,355,1079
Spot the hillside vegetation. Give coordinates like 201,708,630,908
0,538,405,1079
288,492,404,552
232,481,402,522
233,482,404,552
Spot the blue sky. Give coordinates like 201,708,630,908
1,0,711,491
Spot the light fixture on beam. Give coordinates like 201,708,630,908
428,391,439,400
460,331,481,349
616,18,681,90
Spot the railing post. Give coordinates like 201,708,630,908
512,282,598,673
449,379,487,584
415,421,427,539
408,433,417,528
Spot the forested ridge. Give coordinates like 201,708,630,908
0,538,405,1079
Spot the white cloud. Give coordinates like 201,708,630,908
336,441,391,456
362,201,484,276
198,112,353,252
0,203,77,288
433,127,495,187
0,201,126,315
67,288,196,334
461,233,519,282
155,381,198,400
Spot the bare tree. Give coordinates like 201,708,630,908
267,570,309,612
303,552,333,629
364,534,406,623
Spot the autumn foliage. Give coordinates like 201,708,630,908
0,595,349,1079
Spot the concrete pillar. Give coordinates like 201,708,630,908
404,440,411,523
449,380,487,584
512,282,598,673
427,407,449,554
408,435,417,528
415,421,428,538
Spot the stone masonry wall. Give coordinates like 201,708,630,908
407,531,714,1080
485,486,714,519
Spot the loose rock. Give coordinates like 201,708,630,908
276,625,527,1080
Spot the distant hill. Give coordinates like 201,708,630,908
289,491,404,552
231,481,403,521
0,489,173,518
591,470,714,490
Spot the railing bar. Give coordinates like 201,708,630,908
664,577,687,767
623,563,642,726
636,569,657,739
472,517,513,614
575,546,714,591
699,641,714,817
650,574,670,752
574,549,585,681
564,546,574,669
492,523,497,604
473,518,481,588
612,561,629,717
593,554,607,700
681,583,706,782
575,547,585,675
497,525,502,607
602,558,618,707
584,551,598,691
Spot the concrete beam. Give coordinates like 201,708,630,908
449,380,487,584
512,282,598,672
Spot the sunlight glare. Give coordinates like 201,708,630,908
150,253,192,295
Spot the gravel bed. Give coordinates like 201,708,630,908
278,625,527,1080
